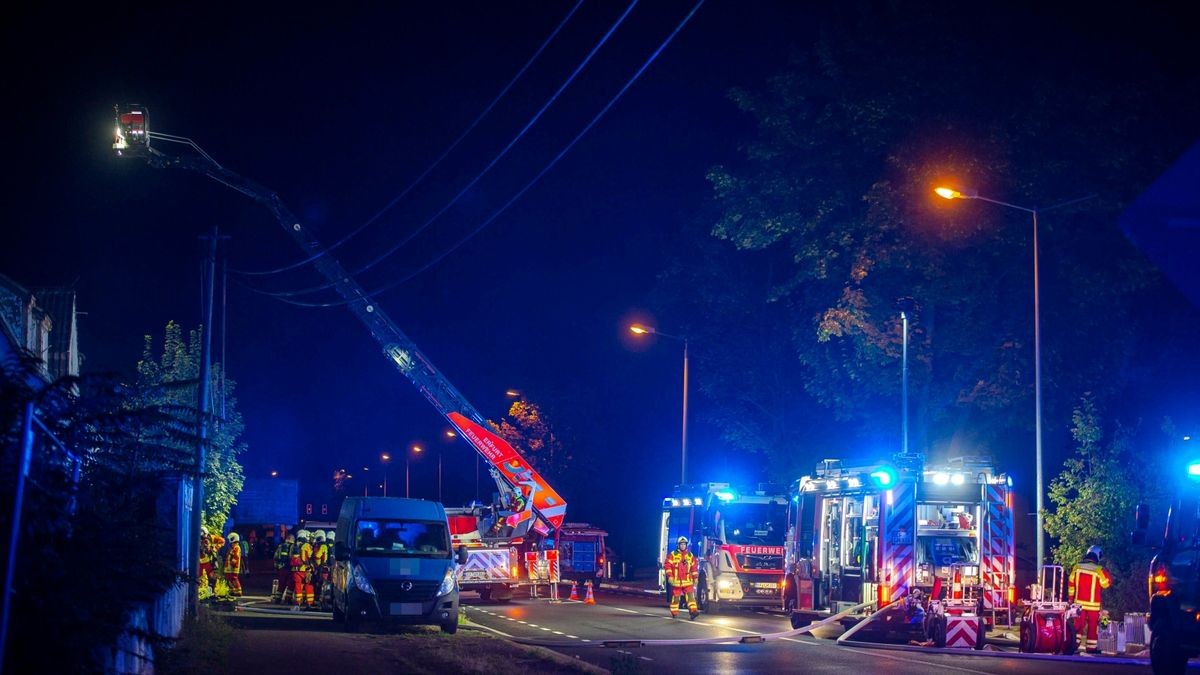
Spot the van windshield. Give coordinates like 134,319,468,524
354,519,450,558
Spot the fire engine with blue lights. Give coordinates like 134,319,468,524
659,483,790,611
785,455,1015,646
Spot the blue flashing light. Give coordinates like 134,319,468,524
715,489,737,502
1187,461,1200,480
869,466,898,488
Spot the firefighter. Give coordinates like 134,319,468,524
224,532,244,598
198,527,216,592
1068,545,1112,652
291,529,315,609
312,530,329,608
272,533,295,603
664,536,699,620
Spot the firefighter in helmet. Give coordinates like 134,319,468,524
291,529,315,610
272,532,295,603
223,532,244,598
664,536,700,620
198,526,215,593
1068,545,1112,652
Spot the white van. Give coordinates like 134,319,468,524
331,497,467,633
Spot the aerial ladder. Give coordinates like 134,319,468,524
111,105,566,597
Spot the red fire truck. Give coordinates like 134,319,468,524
659,483,790,611
786,456,1015,630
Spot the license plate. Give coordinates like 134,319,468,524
390,603,423,616
755,588,776,595
463,571,490,580
753,583,778,589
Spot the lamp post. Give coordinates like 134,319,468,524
407,444,423,498
896,297,916,459
380,453,391,497
935,186,1095,567
630,323,689,485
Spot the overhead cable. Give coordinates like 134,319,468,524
233,0,586,277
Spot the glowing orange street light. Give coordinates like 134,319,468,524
934,184,1094,568
407,445,423,498
380,453,391,496
629,323,689,484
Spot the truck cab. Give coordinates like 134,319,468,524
331,497,467,633
1140,466,1200,674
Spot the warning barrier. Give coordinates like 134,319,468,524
945,615,982,649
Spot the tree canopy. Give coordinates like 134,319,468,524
654,2,1198,478
131,321,246,533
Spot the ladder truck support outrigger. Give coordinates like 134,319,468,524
111,105,567,603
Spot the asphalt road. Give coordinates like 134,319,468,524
459,586,1161,674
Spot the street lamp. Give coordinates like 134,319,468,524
407,444,423,498
630,323,689,485
896,297,916,460
935,185,1095,567
381,453,391,497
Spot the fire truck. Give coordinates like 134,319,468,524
786,456,1015,629
659,483,790,611
110,105,566,604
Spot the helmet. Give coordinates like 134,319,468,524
326,531,336,542
228,532,240,543
285,533,295,542
298,529,311,540
1086,545,1102,562
677,536,689,546
314,530,325,541
201,526,209,535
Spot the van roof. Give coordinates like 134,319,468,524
342,497,447,521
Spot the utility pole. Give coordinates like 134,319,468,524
189,226,219,618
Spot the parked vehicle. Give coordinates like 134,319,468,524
1136,460,1200,674
331,497,467,633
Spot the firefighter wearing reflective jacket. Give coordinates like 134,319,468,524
272,533,295,603
1069,545,1112,652
223,532,244,598
665,536,699,620
291,529,316,609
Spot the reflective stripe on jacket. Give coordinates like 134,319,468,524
665,550,698,588
1069,560,1111,610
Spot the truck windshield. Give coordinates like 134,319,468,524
354,519,450,558
1170,498,1200,546
718,503,788,546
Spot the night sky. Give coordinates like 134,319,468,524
3,2,1195,566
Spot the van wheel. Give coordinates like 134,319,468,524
441,620,458,634
1151,627,1187,675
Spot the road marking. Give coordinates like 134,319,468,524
553,631,564,635
518,620,527,624
566,635,579,639
528,623,539,627
841,647,994,675
614,607,641,614
540,627,552,632
468,621,515,638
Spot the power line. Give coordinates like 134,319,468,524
271,0,706,309
254,0,640,299
232,0,585,277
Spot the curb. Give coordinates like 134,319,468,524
838,637,1153,666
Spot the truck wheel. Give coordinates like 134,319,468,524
1151,628,1188,675
697,576,709,612
478,587,492,602
441,620,459,635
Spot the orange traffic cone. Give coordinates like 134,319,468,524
584,580,596,605
568,580,579,601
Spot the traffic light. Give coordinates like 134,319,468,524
868,464,899,489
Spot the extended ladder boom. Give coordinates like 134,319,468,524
113,105,565,532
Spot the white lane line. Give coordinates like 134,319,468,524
614,607,641,614
505,617,516,621
566,635,579,639
528,623,539,628
540,627,552,632
840,647,994,675
582,639,592,643
517,620,528,624
468,621,515,638
639,656,653,662
553,631,564,635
